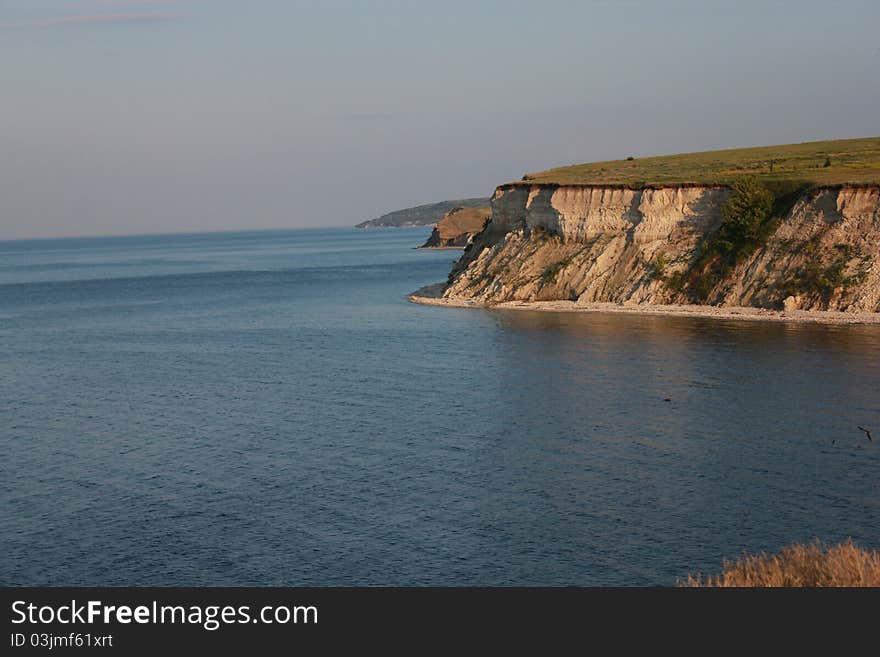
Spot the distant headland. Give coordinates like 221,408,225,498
355,197,490,229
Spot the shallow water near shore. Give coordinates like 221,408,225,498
2,227,879,585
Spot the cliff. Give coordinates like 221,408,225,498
418,206,491,248
436,183,880,313
356,197,490,228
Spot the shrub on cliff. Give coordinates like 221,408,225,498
647,252,667,281
718,176,775,249
675,176,784,302
778,242,869,306
681,539,880,587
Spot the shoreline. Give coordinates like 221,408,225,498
415,245,465,251
408,284,880,325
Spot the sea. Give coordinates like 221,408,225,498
1,227,878,585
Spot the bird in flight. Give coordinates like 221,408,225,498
857,426,873,442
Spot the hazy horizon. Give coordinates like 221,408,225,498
2,0,878,240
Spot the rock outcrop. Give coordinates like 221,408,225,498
438,183,880,312
419,206,491,249
356,197,490,228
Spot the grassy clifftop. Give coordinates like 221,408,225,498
517,137,880,187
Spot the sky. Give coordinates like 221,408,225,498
1,0,878,239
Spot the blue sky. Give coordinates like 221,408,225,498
1,0,878,238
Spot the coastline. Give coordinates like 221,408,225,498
415,245,465,250
409,284,880,325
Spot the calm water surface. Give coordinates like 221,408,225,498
1,228,878,585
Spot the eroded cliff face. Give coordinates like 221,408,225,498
441,184,880,312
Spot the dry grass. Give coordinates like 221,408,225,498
517,137,880,186
682,539,880,587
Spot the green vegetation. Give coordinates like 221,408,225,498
682,539,880,587
665,177,805,302
647,251,667,281
516,137,880,187
780,242,870,302
540,254,575,284
717,176,775,245
659,178,874,305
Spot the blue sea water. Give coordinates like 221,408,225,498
1,227,879,586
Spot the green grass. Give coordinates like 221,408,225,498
517,137,880,187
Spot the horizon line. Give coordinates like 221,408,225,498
0,223,428,244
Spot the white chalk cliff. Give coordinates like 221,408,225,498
440,184,880,312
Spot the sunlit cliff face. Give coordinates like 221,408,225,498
443,185,880,312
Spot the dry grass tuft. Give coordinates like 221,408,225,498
682,539,880,587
